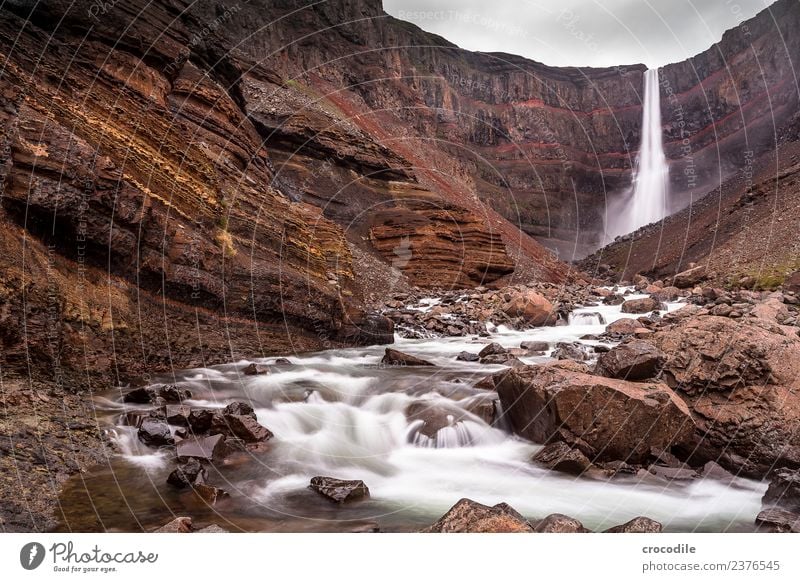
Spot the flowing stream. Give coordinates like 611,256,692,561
606,68,670,240
57,291,765,533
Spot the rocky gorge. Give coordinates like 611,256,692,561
2,0,800,534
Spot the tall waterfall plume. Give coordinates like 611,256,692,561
606,68,669,240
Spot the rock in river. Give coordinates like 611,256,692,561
595,340,664,380
423,498,533,532
167,458,207,489
309,476,370,503
495,363,694,463
137,418,174,447
604,516,663,533
381,348,434,367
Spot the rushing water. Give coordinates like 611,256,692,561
606,68,670,241
56,292,765,533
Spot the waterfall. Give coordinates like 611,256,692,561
606,68,669,240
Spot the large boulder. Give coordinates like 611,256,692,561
495,363,694,463
478,342,508,357
137,418,174,447
762,469,800,512
502,289,556,326
309,476,370,504
381,348,434,367
673,265,706,288
649,316,800,477
595,340,664,380
423,499,533,533
621,297,663,314
208,402,273,443
532,442,592,475
533,513,589,533
604,517,663,533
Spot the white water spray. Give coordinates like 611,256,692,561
607,68,669,240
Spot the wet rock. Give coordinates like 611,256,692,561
673,265,707,288
534,513,589,533
222,402,257,418
520,341,549,352
158,384,192,403
423,498,533,533
176,434,226,462
621,297,663,314
533,442,592,475
762,468,800,512
700,460,737,482
193,483,228,504
381,348,434,367
153,516,193,533
473,375,496,390
755,508,800,533
137,418,174,447
651,286,681,303
478,342,508,357
165,405,191,426
456,351,480,362
602,293,625,305
595,340,664,380
502,289,556,326
123,387,154,404
480,354,525,367
167,458,207,489
242,362,269,376
274,358,293,365
187,409,215,433
604,517,663,533
212,413,273,443
495,363,694,463
309,476,370,503
551,342,588,361
405,401,465,438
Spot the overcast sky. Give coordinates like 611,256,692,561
383,0,776,68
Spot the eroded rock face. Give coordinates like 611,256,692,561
423,499,533,533
495,363,694,463
648,315,800,477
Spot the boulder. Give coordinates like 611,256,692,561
167,458,207,488
153,517,193,533
520,341,549,352
309,476,370,504
621,297,663,314
595,340,664,380
532,442,592,475
604,517,663,533
423,498,533,533
605,318,643,336
222,402,257,418
762,469,800,512
406,401,466,438
478,342,508,357
220,414,273,443
551,342,588,361
137,418,174,447
456,351,480,362
176,434,226,462
673,265,707,288
195,524,229,533
193,483,228,504
381,348,434,367
603,294,625,306
337,311,394,346
123,386,154,404
651,286,681,303
187,409,215,433
755,508,800,533
165,405,191,426
495,363,694,463
157,384,192,403
242,362,269,376
650,316,800,477
480,354,525,367
534,513,589,533
502,289,556,326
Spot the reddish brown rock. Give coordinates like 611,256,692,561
621,297,664,314
423,499,533,533
309,477,370,504
381,348,434,367
502,289,556,326
495,363,694,463
595,340,664,380
604,517,663,533
534,514,589,533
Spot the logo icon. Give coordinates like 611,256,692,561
20,542,46,570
